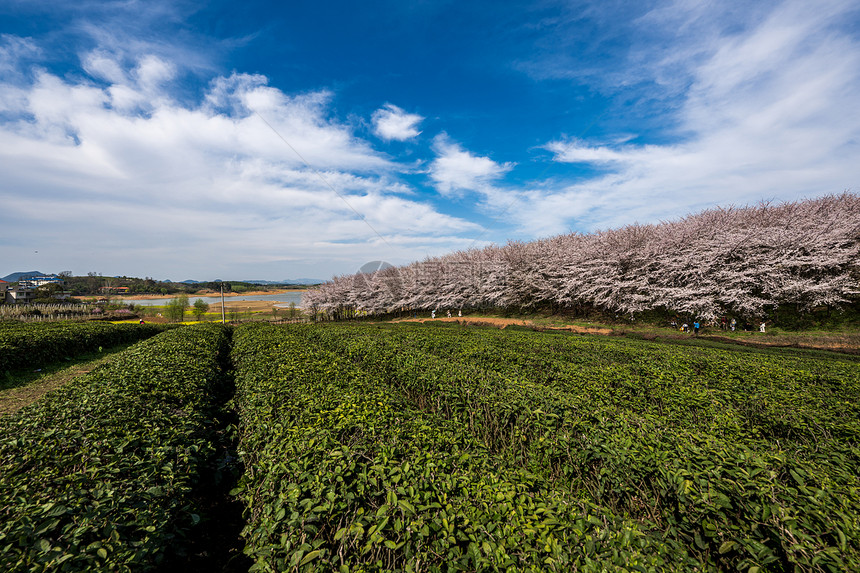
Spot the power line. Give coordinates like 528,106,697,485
252,109,394,251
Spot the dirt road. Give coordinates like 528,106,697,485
393,316,613,335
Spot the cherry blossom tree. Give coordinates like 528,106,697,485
306,193,860,322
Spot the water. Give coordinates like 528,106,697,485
121,292,304,307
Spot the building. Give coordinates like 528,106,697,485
18,276,64,289
4,287,35,304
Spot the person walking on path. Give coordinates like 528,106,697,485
693,320,700,335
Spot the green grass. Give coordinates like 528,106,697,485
413,308,860,355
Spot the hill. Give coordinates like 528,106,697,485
1,271,46,283
244,279,323,285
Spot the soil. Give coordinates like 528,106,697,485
393,316,614,335
0,348,129,416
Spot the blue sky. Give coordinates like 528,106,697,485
1,0,859,281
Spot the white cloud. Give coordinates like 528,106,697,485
529,0,860,236
429,134,514,195
0,49,480,279
134,54,176,90
0,34,41,74
4,0,857,279
82,50,127,84
544,139,628,164
71,1,223,77
371,103,423,141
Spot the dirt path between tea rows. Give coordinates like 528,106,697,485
393,316,614,335
0,350,126,416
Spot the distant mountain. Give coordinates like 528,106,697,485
279,279,323,285
2,271,46,282
243,279,323,285
180,280,201,284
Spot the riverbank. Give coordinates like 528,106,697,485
210,300,299,313
127,296,303,320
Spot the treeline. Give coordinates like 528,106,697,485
59,276,298,296
306,193,860,324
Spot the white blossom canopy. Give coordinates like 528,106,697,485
305,194,860,321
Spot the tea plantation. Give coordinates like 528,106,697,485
2,321,858,572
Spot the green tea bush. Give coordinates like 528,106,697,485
0,321,172,373
377,325,860,448
299,323,860,571
0,323,230,572
232,324,691,572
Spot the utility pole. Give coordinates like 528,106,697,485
220,284,226,323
